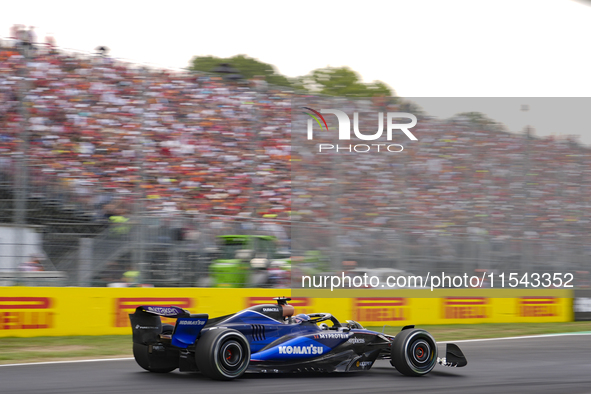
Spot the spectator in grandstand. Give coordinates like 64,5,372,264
45,33,56,52
108,208,131,237
26,26,36,46
20,255,44,272
105,265,144,287
6,24,23,48
9,24,19,40
122,267,140,287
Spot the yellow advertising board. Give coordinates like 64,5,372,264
0,288,573,337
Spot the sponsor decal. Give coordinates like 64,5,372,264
246,297,313,315
0,297,53,330
278,345,323,355
519,297,558,317
353,298,407,322
262,307,279,312
144,306,184,316
172,318,208,348
443,297,489,319
115,298,193,327
348,337,365,344
135,324,159,330
178,320,205,326
314,333,349,339
356,361,373,368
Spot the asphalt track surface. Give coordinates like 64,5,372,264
2,334,591,394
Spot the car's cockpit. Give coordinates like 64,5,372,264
246,297,365,331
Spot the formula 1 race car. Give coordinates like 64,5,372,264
129,297,467,380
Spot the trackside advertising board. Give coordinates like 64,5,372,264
0,288,573,337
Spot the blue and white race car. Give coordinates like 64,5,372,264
129,297,467,380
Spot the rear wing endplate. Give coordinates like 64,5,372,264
129,306,209,349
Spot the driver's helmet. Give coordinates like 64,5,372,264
292,314,310,324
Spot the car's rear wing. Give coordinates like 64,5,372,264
137,305,190,317
129,306,209,348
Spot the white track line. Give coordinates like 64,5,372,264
2,332,591,367
0,357,134,367
440,331,591,344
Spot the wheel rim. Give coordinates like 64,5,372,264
410,340,430,365
403,332,437,374
218,339,245,375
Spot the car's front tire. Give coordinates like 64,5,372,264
195,328,250,380
391,328,437,376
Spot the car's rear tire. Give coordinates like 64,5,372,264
391,329,437,376
195,328,250,380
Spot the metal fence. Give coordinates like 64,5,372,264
4,208,589,287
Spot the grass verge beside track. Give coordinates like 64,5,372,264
0,336,131,364
1,322,590,365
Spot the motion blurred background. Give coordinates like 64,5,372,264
1,0,590,289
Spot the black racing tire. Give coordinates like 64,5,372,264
195,328,250,381
391,329,437,376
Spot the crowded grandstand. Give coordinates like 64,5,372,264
1,29,590,287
